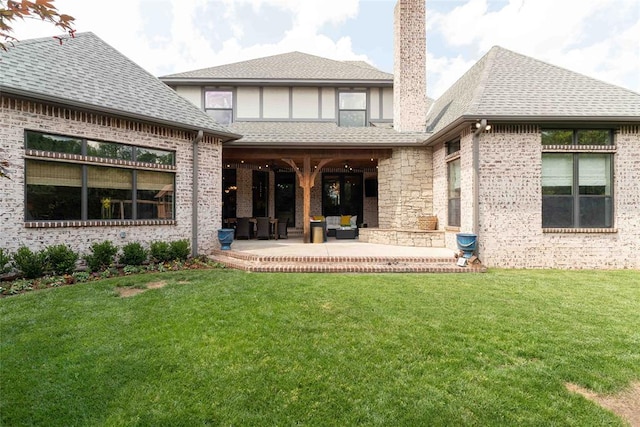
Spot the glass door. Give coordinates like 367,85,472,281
252,170,269,218
222,168,237,223
275,172,296,227
322,173,362,221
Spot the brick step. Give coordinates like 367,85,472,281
210,250,486,273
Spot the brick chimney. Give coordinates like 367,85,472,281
393,0,427,132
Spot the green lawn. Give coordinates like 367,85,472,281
1,269,639,426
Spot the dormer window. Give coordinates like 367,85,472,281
338,91,367,127
205,90,233,126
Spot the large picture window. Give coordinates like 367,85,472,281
205,90,233,126
24,131,175,223
541,129,614,229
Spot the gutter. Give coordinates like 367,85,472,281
192,130,204,257
422,114,640,146
472,119,491,249
159,78,394,87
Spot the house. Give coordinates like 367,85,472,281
2,0,639,270
160,0,640,269
0,32,240,256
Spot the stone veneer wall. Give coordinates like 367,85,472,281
0,97,222,255
460,124,640,269
378,147,433,229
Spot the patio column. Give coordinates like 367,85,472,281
283,156,332,243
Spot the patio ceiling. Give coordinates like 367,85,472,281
222,147,392,170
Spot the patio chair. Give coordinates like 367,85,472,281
277,217,289,239
256,216,272,240
235,217,252,240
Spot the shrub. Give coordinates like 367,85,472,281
123,265,140,275
150,241,172,263
120,242,147,266
72,271,91,283
45,244,79,275
8,278,33,295
13,246,46,279
170,239,190,261
84,240,118,272
0,248,12,274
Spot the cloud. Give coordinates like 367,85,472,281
426,0,640,97
7,0,639,99
8,0,368,76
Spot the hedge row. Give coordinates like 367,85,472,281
0,239,191,280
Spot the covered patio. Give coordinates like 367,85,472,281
222,147,392,243
222,121,429,244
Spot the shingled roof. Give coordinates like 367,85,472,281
0,32,239,140
226,122,425,147
160,51,393,84
426,46,640,139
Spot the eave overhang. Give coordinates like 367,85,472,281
2,87,243,142
160,78,393,87
423,114,640,146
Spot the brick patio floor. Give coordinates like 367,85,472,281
210,236,485,273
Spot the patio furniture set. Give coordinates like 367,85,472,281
224,217,288,240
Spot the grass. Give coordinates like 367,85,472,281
1,269,639,426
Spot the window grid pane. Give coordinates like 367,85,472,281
339,111,366,127
339,92,366,109
205,91,233,108
25,131,82,154
87,141,132,160
207,109,233,126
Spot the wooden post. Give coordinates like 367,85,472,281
283,157,332,243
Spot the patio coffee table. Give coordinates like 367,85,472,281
335,228,357,239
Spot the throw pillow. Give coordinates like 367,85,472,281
340,215,351,227
313,215,325,221
350,215,357,227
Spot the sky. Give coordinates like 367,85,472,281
10,0,640,99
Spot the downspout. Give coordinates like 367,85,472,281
472,119,490,239
192,130,204,257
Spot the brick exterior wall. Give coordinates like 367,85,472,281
363,171,379,227
393,0,427,132
0,97,223,256
378,147,433,229
235,168,253,217
432,124,640,269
